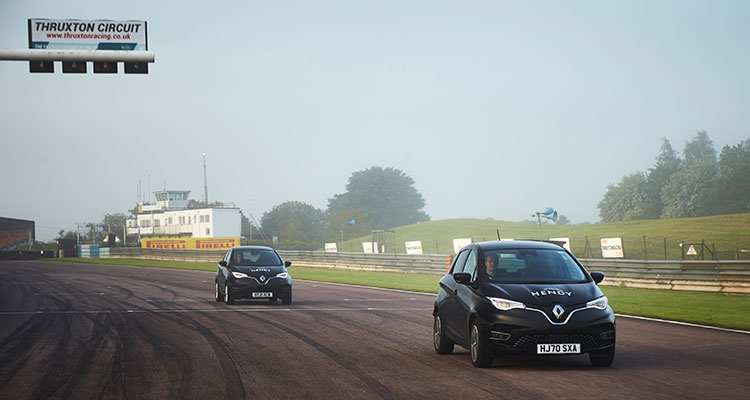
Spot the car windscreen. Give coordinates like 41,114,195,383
483,249,588,284
232,249,283,266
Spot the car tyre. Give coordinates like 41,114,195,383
470,320,493,368
281,295,292,305
214,282,222,302
433,314,454,354
589,345,615,367
224,283,235,305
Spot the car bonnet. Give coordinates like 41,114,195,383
484,281,603,307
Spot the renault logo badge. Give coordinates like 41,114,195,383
552,304,565,319
260,275,266,282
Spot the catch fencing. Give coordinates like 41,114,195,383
107,248,750,294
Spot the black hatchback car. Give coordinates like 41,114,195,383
433,240,615,367
215,246,292,305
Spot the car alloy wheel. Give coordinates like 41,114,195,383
470,325,478,361
433,315,454,354
215,282,222,302
470,321,493,368
224,284,234,305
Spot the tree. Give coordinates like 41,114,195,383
102,213,128,234
597,171,648,222
643,138,682,219
56,229,77,241
701,139,750,215
683,130,717,167
556,214,571,225
326,167,429,232
660,161,717,218
260,201,325,246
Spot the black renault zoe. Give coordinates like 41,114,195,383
433,240,615,367
215,246,293,305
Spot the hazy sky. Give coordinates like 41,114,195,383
2,1,749,241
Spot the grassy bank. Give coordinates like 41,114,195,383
337,214,750,260
45,258,750,331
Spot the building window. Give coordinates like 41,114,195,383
205,215,210,223
206,228,210,235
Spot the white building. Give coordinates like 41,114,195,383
127,190,241,239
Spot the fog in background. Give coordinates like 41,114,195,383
1,1,749,241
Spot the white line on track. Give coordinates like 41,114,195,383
0,307,433,316
616,313,750,334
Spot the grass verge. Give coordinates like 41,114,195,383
44,258,750,331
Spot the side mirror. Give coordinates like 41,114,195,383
453,272,472,285
590,271,604,284
285,261,292,267
219,260,227,267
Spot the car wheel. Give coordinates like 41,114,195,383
470,321,493,368
214,282,222,302
433,314,454,354
589,345,615,367
281,295,292,305
224,283,235,305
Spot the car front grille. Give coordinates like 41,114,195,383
512,333,598,350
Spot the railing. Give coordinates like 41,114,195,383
107,248,750,294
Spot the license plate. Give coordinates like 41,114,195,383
537,343,580,354
252,292,273,298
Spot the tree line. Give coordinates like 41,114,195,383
258,166,430,249
598,131,750,222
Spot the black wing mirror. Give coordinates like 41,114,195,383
285,261,292,267
590,271,604,284
453,272,472,285
219,260,227,267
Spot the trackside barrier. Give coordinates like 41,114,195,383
108,248,750,294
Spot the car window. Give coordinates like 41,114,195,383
232,249,283,266
484,249,587,284
463,250,478,281
451,250,470,274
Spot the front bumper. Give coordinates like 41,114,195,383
477,306,615,355
227,276,292,300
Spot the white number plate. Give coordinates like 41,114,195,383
537,343,580,354
252,292,273,298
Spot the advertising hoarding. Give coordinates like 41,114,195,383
141,236,240,250
405,241,423,255
549,237,571,252
600,237,624,258
452,238,472,254
324,243,338,252
362,242,379,254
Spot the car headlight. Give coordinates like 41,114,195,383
488,297,526,311
276,272,289,279
232,272,248,279
586,296,608,310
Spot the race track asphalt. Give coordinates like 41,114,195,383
1,260,749,399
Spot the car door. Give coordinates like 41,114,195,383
454,249,480,341
217,249,231,288
440,249,470,342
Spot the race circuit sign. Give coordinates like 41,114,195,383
600,237,624,258
28,18,148,50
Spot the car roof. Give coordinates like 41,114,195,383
472,240,565,251
231,245,276,251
